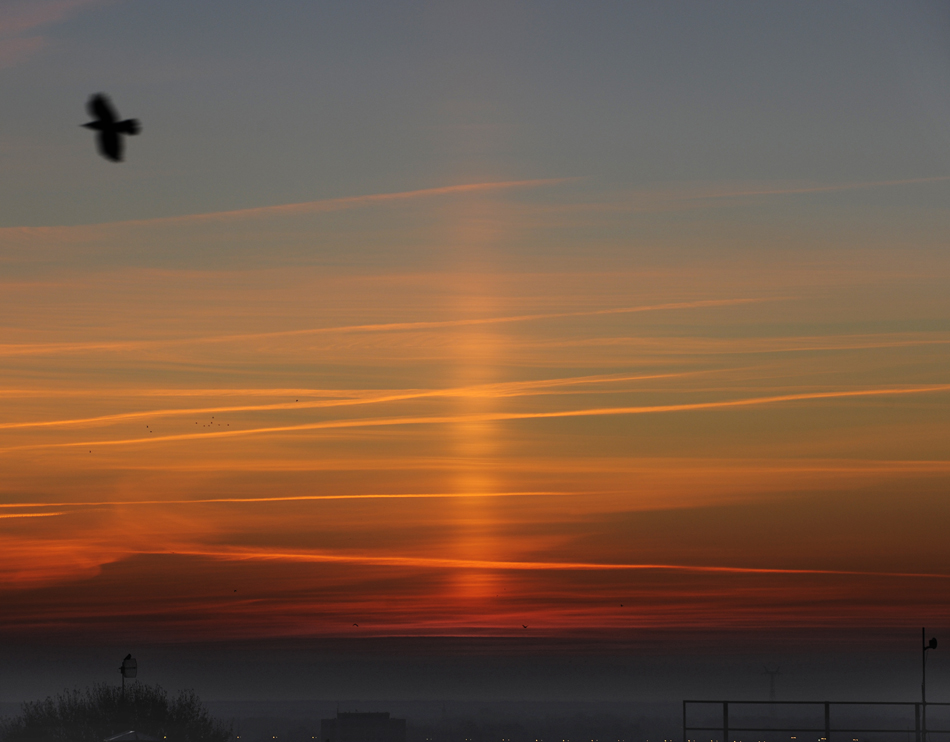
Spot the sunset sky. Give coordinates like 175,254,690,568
1,0,950,702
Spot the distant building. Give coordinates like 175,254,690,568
321,711,407,742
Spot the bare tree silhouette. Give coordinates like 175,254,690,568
0,683,230,742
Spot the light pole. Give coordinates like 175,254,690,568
119,654,137,699
922,628,938,742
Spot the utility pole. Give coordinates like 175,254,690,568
922,628,938,742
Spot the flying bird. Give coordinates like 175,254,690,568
522,624,527,628
82,94,141,162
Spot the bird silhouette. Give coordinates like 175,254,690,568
83,94,140,162
522,624,527,628
353,623,359,627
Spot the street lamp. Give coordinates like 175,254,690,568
119,654,137,698
923,628,938,742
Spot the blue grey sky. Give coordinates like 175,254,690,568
1,0,949,226
3,2,950,704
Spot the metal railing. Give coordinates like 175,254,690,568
683,700,950,742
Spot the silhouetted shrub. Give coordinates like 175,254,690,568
0,682,230,742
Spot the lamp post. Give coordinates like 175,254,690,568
922,628,938,742
119,654,137,699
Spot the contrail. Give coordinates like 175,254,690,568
160,546,950,580
2,383,948,453
0,340,150,357
0,297,779,357
524,176,950,216
0,490,584,511
152,178,580,224
547,333,950,355
0,371,697,431
2,178,578,234
694,175,950,200
183,298,777,343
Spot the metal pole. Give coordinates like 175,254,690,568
916,702,921,742
682,700,686,742
723,701,729,742
923,627,928,742
824,701,830,742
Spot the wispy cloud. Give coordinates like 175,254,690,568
692,175,950,200
53,456,950,477
0,371,697,431
0,35,45,69
5,384,948,453
0,340,150,357
524,175,950,219
159,546,950,581
0,0,104,35
140,178,580,226
0,297,777,356
0,178,577,234
0,491,575,510
0,0,111,69
192,298,777,343
540,333,950,356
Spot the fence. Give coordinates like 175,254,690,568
683,700,950,742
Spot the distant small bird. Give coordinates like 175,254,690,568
522,624,527,628
353,623,359,627
82,94,141,162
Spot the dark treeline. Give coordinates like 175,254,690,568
0,683,230,742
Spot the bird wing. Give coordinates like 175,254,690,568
98,130,123,162
117,119,141,135
88,94,118,123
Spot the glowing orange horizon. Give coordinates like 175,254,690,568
2,178,949,645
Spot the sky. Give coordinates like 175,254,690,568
1,0,950,703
